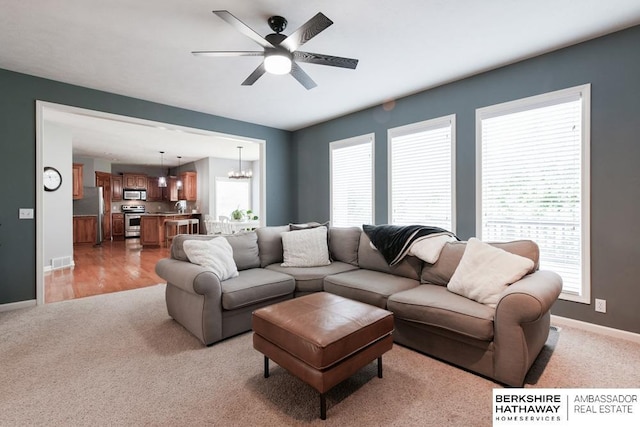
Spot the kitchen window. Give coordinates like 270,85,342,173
215,177,251,219
476,84,591,303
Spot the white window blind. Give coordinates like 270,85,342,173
389,115,455,232
477,85,590,301
330,134,374,227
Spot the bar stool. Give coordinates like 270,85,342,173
188,218,200,235
165,219,191,247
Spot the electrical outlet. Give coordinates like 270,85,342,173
595,298,606,313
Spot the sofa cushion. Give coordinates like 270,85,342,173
281,226,331,267
289,221,329,230
224,231,260,270
221,268,295,310
358,232,422,280
171,233,260,271
420,240,540,286
329,227,361,266
324,269,420,308
256,225,290,268
447,238,534,307
387,285,495,341
183,237,239,281
266,261,359,293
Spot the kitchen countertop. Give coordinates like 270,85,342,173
73,214,98,217
143,212,196,216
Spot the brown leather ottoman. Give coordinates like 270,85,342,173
252,292,394,420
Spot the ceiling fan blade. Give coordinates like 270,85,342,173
290,62,317,90
293,51,358,69
280,12,333,52
212,10,274,49
192,51,265,57
241,63,266,86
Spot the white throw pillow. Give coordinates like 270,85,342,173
409,234,457,264
183,237,239,281
447,238,534,307
281,226,331,267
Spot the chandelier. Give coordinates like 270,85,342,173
229,146,252,179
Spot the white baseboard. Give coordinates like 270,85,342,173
0,299,37,312
551,314,640,344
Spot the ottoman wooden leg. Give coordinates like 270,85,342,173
264,356,270,378
378,356,383,378
320,393,326,420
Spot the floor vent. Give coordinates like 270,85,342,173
51,256,73,270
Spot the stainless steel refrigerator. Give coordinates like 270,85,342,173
72,186,104,245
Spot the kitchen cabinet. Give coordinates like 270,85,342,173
111,175,123,201
163,176,179,202
123,173,147,190
146,177,163,202
178,171,197,201
112,213,124,240
72,163,83,200
73,216,97,244
140,213,193,247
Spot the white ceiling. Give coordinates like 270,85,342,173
4,1,640,164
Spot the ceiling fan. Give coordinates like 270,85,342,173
192,10,359,90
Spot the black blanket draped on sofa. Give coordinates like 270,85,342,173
362,224,458,266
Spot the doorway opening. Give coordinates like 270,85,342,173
36,101,266,304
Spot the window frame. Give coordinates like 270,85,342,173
214,176,252,220
387,114,456,232
329,133,375,227
475,84,591,303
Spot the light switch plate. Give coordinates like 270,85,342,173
19,208,34,219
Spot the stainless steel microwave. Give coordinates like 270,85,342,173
123,189,147,201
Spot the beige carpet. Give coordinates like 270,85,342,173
1,284,639,426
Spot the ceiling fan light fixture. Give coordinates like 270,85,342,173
264,51,292,75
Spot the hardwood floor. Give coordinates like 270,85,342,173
45,238,170,303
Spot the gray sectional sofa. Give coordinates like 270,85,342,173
155,225,562,387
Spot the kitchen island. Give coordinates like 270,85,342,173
140,213,200,247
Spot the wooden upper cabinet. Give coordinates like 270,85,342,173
72,163,83,200
163,176,179,202
178,171,197,201
111,175,123,201
146,177,163,202
122,173,147,190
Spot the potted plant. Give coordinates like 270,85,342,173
231,207,245,221
246,209,259,221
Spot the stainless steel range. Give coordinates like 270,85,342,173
122,205,145,237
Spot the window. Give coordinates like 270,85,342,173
388,115,455,231
215,177,250,219
476,84,590,302
330,134,374,227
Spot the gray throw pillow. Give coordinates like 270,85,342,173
255,225,290,267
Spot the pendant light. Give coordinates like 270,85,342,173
158,151,167,187
176,156,183,189
228,146,253,179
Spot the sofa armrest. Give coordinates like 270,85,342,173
155,258,222,296
495,270,563,323
492,270,562,386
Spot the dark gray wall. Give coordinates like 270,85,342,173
292,25,640,334
0,69,293,304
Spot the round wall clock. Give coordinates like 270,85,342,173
43,166,62,192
